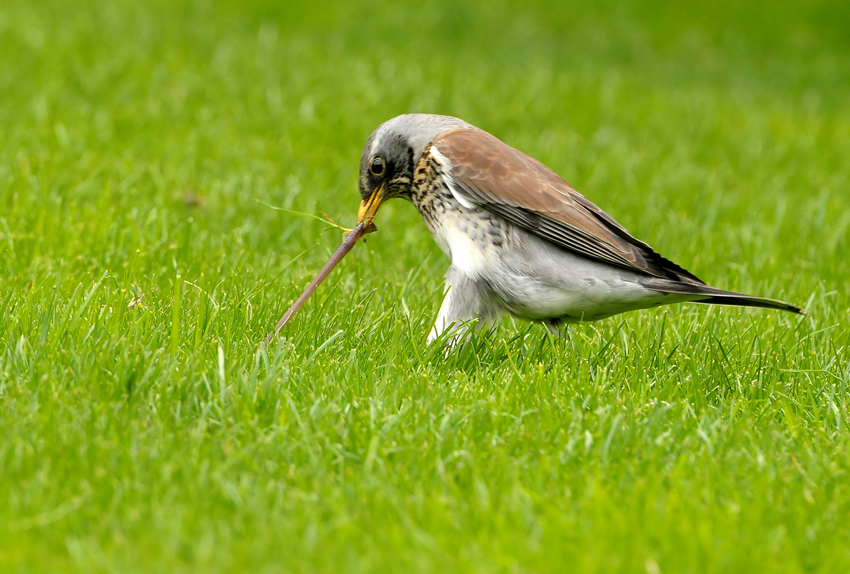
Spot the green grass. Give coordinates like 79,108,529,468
1,0,849,571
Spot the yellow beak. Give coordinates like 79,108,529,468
357,183,386,227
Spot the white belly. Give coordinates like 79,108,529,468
426,210,695,322
490,259,683,321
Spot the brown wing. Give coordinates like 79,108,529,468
433,127,704,283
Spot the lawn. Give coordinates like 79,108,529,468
1,0,849,571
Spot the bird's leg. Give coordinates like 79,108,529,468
427,266,499,347
544,317,570,338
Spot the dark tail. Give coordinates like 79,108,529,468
644,280,804,315
694,293,803,314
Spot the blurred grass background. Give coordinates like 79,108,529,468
1,0,849,572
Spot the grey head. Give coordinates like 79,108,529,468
358,114,469,205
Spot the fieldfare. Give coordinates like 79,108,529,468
265,114,801,345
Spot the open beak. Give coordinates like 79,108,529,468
357,183,386,228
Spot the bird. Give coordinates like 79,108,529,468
354,114,802,344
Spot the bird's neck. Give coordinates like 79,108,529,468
409,146,457,227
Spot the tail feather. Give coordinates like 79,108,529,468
693,293,803,314
644,280,804,315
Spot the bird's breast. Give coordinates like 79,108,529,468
417,196,504,280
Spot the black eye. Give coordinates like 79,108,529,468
369,157,385,176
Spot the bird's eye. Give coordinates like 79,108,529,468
369,157,385,176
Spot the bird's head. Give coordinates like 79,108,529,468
357,114,468,227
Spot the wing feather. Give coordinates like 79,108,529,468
433,127,704,283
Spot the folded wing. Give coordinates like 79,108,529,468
432,127,704,283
